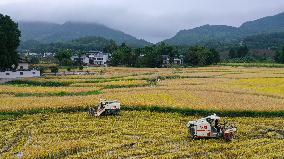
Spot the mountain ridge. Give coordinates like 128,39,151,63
19,21,151,47
18,11,284,48
163,12,284,46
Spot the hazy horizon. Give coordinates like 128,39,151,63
1,0,284,43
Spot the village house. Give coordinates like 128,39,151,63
0,59,40,79
71,51,109,66
162,55,183,66
17,59,29,70
43,52,55,58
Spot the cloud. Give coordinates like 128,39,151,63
1,0,284,42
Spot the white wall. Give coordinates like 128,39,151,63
0,70,40,79
17,63,29,70
93,54,108,66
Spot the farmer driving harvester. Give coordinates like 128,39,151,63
214,119,221,132
99,101,105,109
187,114,237,141
89,99,121,117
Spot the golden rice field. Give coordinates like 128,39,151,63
1,66,284,158
0,111,283,158
1,66,284,112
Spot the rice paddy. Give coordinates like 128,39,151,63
0,66,284,158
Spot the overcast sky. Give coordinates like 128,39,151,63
1,0,284,43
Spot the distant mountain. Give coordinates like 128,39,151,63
163,12,284,47
19,21,151,47
240,12,284,34
163,25,241,46
19,36,117,52
243,32,284,50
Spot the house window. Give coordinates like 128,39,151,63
20,72,23,75
32,72,36,74
97,58,103,60
20,66,24,70
6,73,10,75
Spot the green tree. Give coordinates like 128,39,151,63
275,46,284,63
141,45,163,68
229,45,249,59
120,43,132,66
184,46,219,66
228,48,237,59
50,66,59,75
0,14,21,70
55,49,73,66
109,43,132,66
237,45,249,58
184,46,200,66
73,50,84,66
104,40,118,53
110,50,123,66
210,49,220,64
30,56,40,64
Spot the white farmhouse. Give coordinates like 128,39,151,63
0,59,40,79
162,55,183,66
43,52,54,58
71,51,109,66
17,60,29,70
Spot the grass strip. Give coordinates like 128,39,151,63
14,90,102,97
103,84,150,89
6,80,71,87
1,105,283,121
122,105,284,117
219,63,284,68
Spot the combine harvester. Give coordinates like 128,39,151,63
187,114,237,141
89,99,121,117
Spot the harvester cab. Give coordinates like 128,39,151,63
89,99,121,117
187,114,237,141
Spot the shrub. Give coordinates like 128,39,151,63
50,67,59,74
7,80,70,87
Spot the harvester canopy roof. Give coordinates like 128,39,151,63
205,114,221,120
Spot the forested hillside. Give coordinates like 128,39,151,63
164,12,284,50
19,21,151,47
19,36,117,52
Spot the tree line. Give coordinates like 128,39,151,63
101,43,220,67
53,42,221,68
227,44,284,63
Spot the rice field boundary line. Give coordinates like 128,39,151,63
0,90,103,97
1,105,283,121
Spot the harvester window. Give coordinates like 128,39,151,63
215,119,221,132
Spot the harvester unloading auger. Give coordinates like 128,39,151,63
89,99,121,117
187,114,237,141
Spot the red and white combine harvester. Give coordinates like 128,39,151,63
89,99,121,117
187,114,237,141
